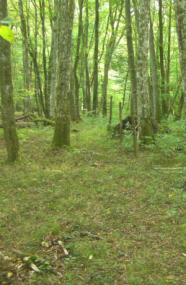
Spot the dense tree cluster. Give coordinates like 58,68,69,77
1,0,186,161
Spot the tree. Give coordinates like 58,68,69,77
49,0,58,118
73,0,84,120
174,0,186,117
52,0,75,147
149,16,161,123
93,0,99,114
137,0,153,145
84,0,91,112
0,0,19,162
159,0,168,116
18,0,31,115
125,0,137,157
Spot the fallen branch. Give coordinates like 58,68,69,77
80,232,104,240
13,250,40,273
58,241,69,256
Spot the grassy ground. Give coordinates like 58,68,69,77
0,116,186,284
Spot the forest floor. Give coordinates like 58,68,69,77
0,115,186,285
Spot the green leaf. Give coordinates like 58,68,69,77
0,26,14,43
0,17,14,25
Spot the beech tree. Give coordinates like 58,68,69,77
125,0,137,156
0,0,19,162
174,0,186,117
52,0,75,147
137,0,153,145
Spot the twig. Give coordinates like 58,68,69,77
58,241,69,256
80,232,104,240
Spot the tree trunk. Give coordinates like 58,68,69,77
0,0,19,162
174,0,186,117
49,0,58,118
84,1,91,112
137,0,153,145
52,0,74,147
93,0,99,113
18,0,31,116
73,0,84,120
125,0,138,157
166,2,172,109
39,0,50,118
149,17,161,123
159,0,168,116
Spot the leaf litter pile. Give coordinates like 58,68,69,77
0,120,186,284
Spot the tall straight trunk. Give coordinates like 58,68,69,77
93,0,99,113
39,0,49,118
174,0,186,117
18,0,31,115
73,0,84,120
69,66,77,121
52,0,74,147
0,0,19,162
132,0,139,34
149,17,161,123
84,0,91,111
29,0,45,116
166,2,172,107
137,0,153,145
125,0,137,157
49,0,58,118
159,0,167,115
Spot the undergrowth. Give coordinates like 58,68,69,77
0,115,186,284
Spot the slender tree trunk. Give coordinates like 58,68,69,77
125,0,137,157
166,2,172,107
84,0,91,112
49,0,58,118
0,0,19,162
137,0,153,145
52,0,74,147
149,17,161,123
29,0,45,116
69,66,77,121
174,0,186,117
18,0,31,116
39,0,50,118
159,0,168,116
93,0,99,113
73,0,84,120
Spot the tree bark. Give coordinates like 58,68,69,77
52,0,74,147
174,0,186,117
159,0,168,116
73,0,84,120
84,0,91,112
93,0,99,113
125,0,137,157
149,17,161,123
18,0,31,116
39,0,50,118
0,0,19,162
137,0,153,145
49,0,58,118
